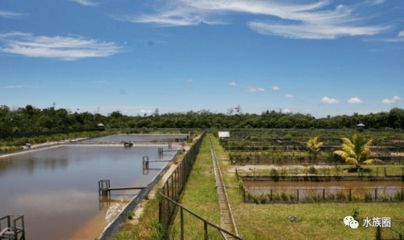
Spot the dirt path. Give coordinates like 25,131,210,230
209,136,240,239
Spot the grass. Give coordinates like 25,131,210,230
112,195,164,240
170,135,222,240
211,135,404,240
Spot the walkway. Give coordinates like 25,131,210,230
209,135,239,239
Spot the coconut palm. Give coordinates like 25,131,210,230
333,134,379,169
306,136,323,161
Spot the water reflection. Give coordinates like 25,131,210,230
0,144,177,240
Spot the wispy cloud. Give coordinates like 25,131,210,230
228,81,238,87
382,96,401,104
0,85,24,89
71,0,99,7
246,87,265,93
125,0,388,39
0,32,121,60
285,93,294,98
0,10,25,19
185,79,193,84
347,97,363,104
399,30,404,38
272,85,280,91
321,96,339,104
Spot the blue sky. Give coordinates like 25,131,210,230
0,0,403,117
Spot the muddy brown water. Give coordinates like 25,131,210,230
0,144,177,240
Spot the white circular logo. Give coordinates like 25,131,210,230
343,216,359,229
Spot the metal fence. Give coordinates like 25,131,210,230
159,132,205,230
159,193,242,240
243,186,404,204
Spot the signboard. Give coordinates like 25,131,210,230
218,131,230,138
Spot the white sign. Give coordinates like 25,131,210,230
218,131,230,138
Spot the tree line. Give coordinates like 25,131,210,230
0,105,403,137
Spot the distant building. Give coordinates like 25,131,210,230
97,123,105,130
218,131,230,138
357,123,365,132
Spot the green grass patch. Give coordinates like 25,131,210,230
170,135,222,240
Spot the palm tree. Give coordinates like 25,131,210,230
306,136,323,161
333,134,379,169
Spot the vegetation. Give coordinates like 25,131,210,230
1,105,404,140
334,134,380,169
306,136,323,161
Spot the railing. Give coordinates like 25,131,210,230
159,132,205,230
159,193,243,240
0,215,25,240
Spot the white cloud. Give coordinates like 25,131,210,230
228,81,238,87
321,96,339,104
126,0,388,39
0,32,121,60
285,93,294,98
347,97,363,104
249,21,387,40
272,85,280,91
185,79,193,84
367,0,385,5
246,87,265,93
281,108,291,113
398,30,404,38
0,10,25,19
71,0,99,6
382,96,401,104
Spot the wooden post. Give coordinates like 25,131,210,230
180,207,184,240
375,188,378,201
376,168,379,177
349,188,352,201
204,221,208,240
296,189,299,202
323,188,326,200
384,167,387,177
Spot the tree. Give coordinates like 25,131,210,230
333,134,379,169
306,136,323,161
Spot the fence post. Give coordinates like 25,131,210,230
323,188,326,200
375,226,382,240
180,207,184,240
375,188,378,201
204,221,208,240
376,168,379,177
349,189,352,201
296,189,299,202
384,167,387,177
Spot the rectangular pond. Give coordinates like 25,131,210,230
0,139,178,240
